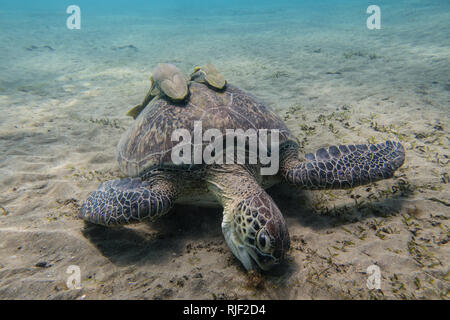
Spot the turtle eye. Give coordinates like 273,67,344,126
256,229,270,252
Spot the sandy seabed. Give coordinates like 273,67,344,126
0,2,448,299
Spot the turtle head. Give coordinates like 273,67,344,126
222,193,290,271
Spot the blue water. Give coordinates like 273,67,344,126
2,1,448,109
0,0,447,128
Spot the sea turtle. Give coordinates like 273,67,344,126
126,63,190,119
79,64,405,271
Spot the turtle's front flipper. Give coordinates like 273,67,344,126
79,177,178,226
280,140,405,189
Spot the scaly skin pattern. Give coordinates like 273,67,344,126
280,140,405,189
78,176,178,226
206,164,289,270
232,191,289,266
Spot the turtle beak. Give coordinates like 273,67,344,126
247,248,279,271
248,220,290,271
237,244,259,271
221,221,278,271
222,221,254,270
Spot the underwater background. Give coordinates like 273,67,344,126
0,0,448,299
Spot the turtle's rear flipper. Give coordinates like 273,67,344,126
79,178,178,226
281,140,405,189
